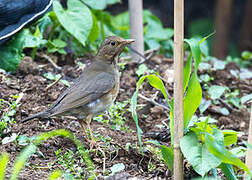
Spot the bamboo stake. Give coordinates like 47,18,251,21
128,0,144,63
173,0,184,179
244,102,252,179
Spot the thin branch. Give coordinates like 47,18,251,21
138,94,170,111
45,75,63,92
38,54,62,71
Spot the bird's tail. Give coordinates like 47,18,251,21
21,111,50,123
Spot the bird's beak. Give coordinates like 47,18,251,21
123,39,135,44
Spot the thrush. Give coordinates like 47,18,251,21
22,36,135,148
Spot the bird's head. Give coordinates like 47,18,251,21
96,36,135,63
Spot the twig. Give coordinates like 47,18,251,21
97,147,106,174
45,75,63,92
219,98,234,112
39,54,62,71
138,94,170,111
120,48,159,63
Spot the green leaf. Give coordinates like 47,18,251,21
130,91,143,152
0,153,9,180
106,0,121,5
110,163,125,175
184,38,201,70
52,39,67,48
160,145,173,171
2,133,18,144
48,169,62,180
244,141,252,150
136,64,149,77
22,29,44,48
111,11,130,31
180,132,221,177
230,146,246,158
205,129,251,176
241,51,252,60
131,75,171,152
183,52,192,92
43,72,55,80
54,0,92,46
241,93,252,104
184,72,202,129
219,163,238,180
0,30,25,71
81,0,106,10
222,130,238,146
88,13,99,42
208,85,227,100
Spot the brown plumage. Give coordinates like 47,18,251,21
22,36,134,147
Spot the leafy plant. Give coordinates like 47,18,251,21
0,93,23,136
54,148,87,179
130,34,251,178
43,72,70,87
94,101,131,132
0,129,94,180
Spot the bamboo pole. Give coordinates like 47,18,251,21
128,0,144,63
244,102,252,179
173,0,184,179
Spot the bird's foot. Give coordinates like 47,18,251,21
86,137,103,151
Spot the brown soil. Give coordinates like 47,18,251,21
0,54,251,179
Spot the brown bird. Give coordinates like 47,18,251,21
22,36,135,148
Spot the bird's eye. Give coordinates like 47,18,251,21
110,41,116,46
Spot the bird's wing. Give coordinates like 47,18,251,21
49,71,115,115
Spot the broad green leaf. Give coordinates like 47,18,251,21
208,85,227,100
0,153,9,180
184,38,201,71
180,132,221,176
111,11,130,31
184,72,202,129
230,146,246,158
88,13,99,42
241,93,252,104
160,145,173,171
81,0,106,10
22,29,45,48
0,30,25,71
205,129,251,175
54,0,92,46
183,52,192,92
145,39,161,49
219,163,238,180
222,130,238,146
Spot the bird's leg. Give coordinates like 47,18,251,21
86,114,99,150
78,119,89,141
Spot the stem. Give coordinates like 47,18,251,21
31,47,37,60
48,24,58,41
